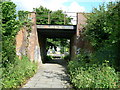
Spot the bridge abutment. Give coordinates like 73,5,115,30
16,12,42,65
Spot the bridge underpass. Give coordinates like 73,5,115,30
16,12,87,65
37,24,77,63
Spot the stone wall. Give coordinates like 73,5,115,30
16,12,42,64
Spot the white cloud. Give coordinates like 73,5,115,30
63,2,86,24
12,0,42,11
11,0,86,12
66,0,118,2
11,0,118,12
12,0,118,24
66,2,85,12
11,0,86,24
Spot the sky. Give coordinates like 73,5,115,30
11,0,118,24
11,0,118,12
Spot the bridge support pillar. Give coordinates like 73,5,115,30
38,35,47,63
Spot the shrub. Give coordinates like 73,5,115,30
46,55,52,61
64,55,70,61
68,50,119,88
84,1,120,69
68,59,119,88
2,56,38,88
1,1,36,88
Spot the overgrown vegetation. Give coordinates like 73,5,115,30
85,2,120,70
2,56,37,88
46,55,52,62
68,51,119,88
1,1,37,88
64,54,70,62
68,2,120,88
35,6,72,25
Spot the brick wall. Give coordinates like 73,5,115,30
76,13,93,52
16,12,42,64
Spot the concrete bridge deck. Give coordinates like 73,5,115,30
37,24,76,38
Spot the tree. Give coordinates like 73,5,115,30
35,6,52,24
35,6,72,25
2,1,31,67
84,2,120,70
50,10,71,25
2,1,18,67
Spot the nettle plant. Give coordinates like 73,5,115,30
68,54,119,88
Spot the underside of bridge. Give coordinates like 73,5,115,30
37,24,77,63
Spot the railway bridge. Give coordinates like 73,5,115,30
16,12,87,64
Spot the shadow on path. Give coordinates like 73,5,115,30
22,59,72,88
45,59,68,67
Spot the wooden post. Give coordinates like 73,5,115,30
64,14,66,25
48,12,50,24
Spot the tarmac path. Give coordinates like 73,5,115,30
22,59,72,88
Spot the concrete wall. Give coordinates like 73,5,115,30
16,12,42,64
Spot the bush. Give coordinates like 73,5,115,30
46,55,52,61
64,55,70,61
2,56,38,88
1,1,37,88
84,1,120,69
68,59,119,88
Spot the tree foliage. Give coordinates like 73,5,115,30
35,6,72,25
1,1,37,88
35,6,51,24
46,38,70,53
85,2,120,50
2,1,18,67
84,2,120,69
2,1,32,67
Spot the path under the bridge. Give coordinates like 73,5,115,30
22,59,72,88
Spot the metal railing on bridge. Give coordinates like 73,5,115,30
35,11,77,25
